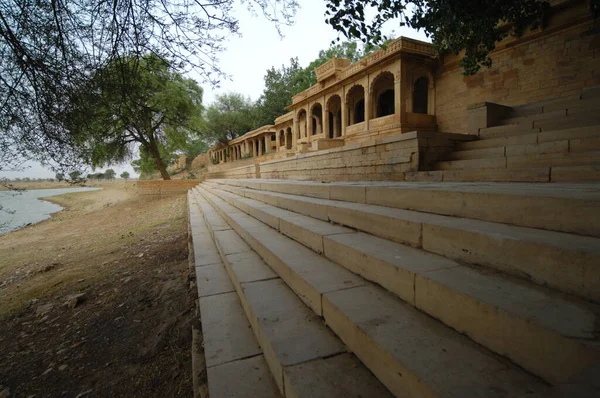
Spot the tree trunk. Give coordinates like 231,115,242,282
147,140,171,180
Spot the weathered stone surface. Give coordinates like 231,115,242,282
284,353,393,398
207,355,281,398
322,285,550,397
224,251,278,285
214,229,252,256
241,278,347,392
195,263,235,298
415,265,600,383
199,292,261,368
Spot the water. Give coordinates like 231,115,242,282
0,187,100,235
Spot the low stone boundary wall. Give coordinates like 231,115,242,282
204,131,472,182
138,180,201,196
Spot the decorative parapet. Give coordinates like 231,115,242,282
292,37,436,105
315,57,352,82
274,111,294,125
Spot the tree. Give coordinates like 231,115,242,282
68,54,204,180
293,41,369,91
55,173,65,182
0,0,298,173
253,41,377,126
120,171,130,181
104,169,116,180
203,93,257,144
254,58,305,127
324,0,561,75
184,139,210,167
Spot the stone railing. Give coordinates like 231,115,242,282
315,57,352,82
293,37,436,105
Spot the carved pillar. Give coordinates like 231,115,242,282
364,77,370,133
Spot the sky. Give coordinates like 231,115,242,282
0,0,428,180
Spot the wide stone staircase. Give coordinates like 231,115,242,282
189,178,600,397
409,87,600,183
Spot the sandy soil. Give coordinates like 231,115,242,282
0,182,200,397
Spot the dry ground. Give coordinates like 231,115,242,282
0,181,200,397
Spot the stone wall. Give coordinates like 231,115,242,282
191,153,210,171
205,132,472,182
205,164,258,179
138,180,201,196
435,1,597,133
167,154,187,172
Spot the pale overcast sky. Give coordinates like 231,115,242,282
0,0,428,180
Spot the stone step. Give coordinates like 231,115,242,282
535,111,600,133
192,192,392,397
500,109,568,126
479,124,539,139
446,146,506,161
456,125,600,151
552,165,600,182
451,139,573,161
407,165,600,182
405,168,551,182
188,199,282,397
200,183,600,384
193,186,551,397
206,178,600,237
201,181,600,302
436,150,600,171
507,90,600,118
435,157,507,170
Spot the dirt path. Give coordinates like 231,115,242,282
0,182,198,397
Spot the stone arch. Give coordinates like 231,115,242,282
326,95,342,138
346,85,365,125
297,109,307,139
279,129,285,147
286,127,292,149
413,77,429,114
310,103,323,136
371,71,395,119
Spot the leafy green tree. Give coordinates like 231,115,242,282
120,171,130,181
87,172,103,180
104,169,116,180
253,41,382,126
68,54,204,180
324,0,559,75
0,0,298,173
55,173,65,182
254,58,305,127
184,139,210,166
293,42,368,91
203,93,256,144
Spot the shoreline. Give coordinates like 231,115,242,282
0,187,102,236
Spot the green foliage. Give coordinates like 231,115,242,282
68,54,204,180
87,172,104,180
253,41,379,126
325,0,551,75
104,169,116,180
120,171,130,180
186,172,197,179
202,93,256,144
210,156,220,165
1,0,298,174
253,58,305,127
55,173,65,182
69,171,81,180
184,139,210,163
241,153,252,159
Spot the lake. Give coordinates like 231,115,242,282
0,187,100,235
